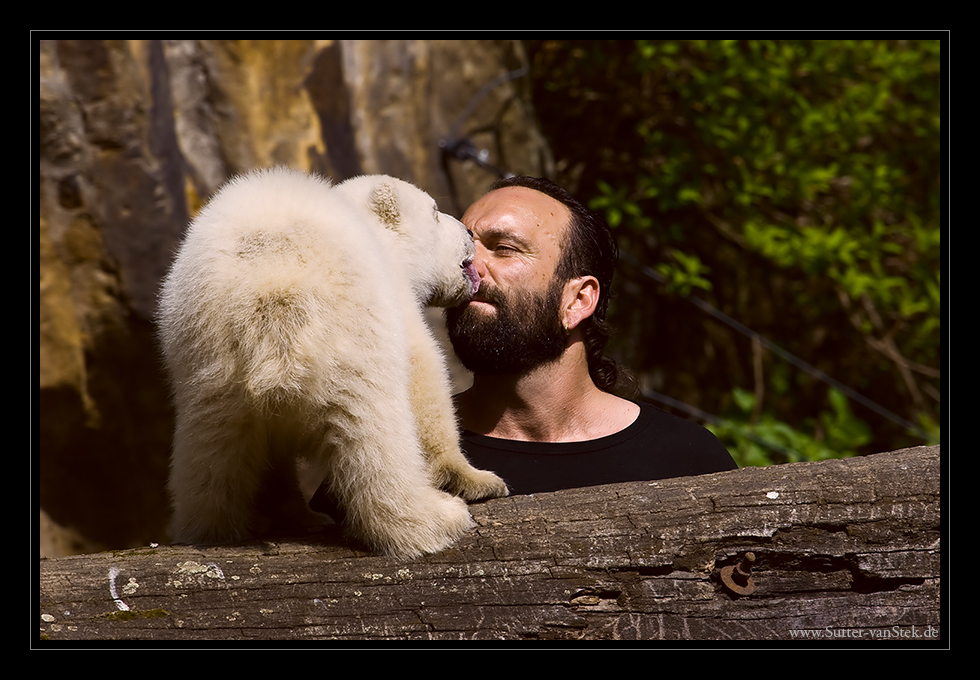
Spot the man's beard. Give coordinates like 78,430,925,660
445,278,568,376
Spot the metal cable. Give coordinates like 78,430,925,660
621,253,931,440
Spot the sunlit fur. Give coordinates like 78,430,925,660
158,168,507,557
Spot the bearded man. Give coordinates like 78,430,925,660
444,176,736,495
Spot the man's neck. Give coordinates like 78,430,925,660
456,348,639,443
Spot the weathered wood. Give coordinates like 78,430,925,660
39,445,941,642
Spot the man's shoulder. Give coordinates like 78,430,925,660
630,401,737,471
634,401,712,436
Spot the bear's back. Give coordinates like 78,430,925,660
170,169,398,307
159,169,408,396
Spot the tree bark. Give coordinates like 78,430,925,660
38,445,941,642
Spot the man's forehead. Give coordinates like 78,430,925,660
465,186,571,236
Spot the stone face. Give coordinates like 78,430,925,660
37,38,553,555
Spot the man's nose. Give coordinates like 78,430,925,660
471,241,490,279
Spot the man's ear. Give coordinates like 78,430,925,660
561,276,600,333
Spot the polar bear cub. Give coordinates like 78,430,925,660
158,167,508,557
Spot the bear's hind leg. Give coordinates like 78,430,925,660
168,404,270,545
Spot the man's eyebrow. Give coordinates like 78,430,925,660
476,225,534,249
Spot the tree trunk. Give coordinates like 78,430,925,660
38,445,941,642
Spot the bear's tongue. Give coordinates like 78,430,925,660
463,261,480,297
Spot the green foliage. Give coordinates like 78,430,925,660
707,387,874,467
526,39,942,458
625,40,941,344
655,249,713,296
592,180,712,295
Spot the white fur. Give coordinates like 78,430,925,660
158,168,507,557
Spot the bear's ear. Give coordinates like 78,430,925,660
369,182,401,229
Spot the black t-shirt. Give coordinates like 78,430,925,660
460,402,737,495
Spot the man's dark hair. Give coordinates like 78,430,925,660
487,175,637,398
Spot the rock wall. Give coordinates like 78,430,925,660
37,38,554,555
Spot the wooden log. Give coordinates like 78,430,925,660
38,445,941,642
